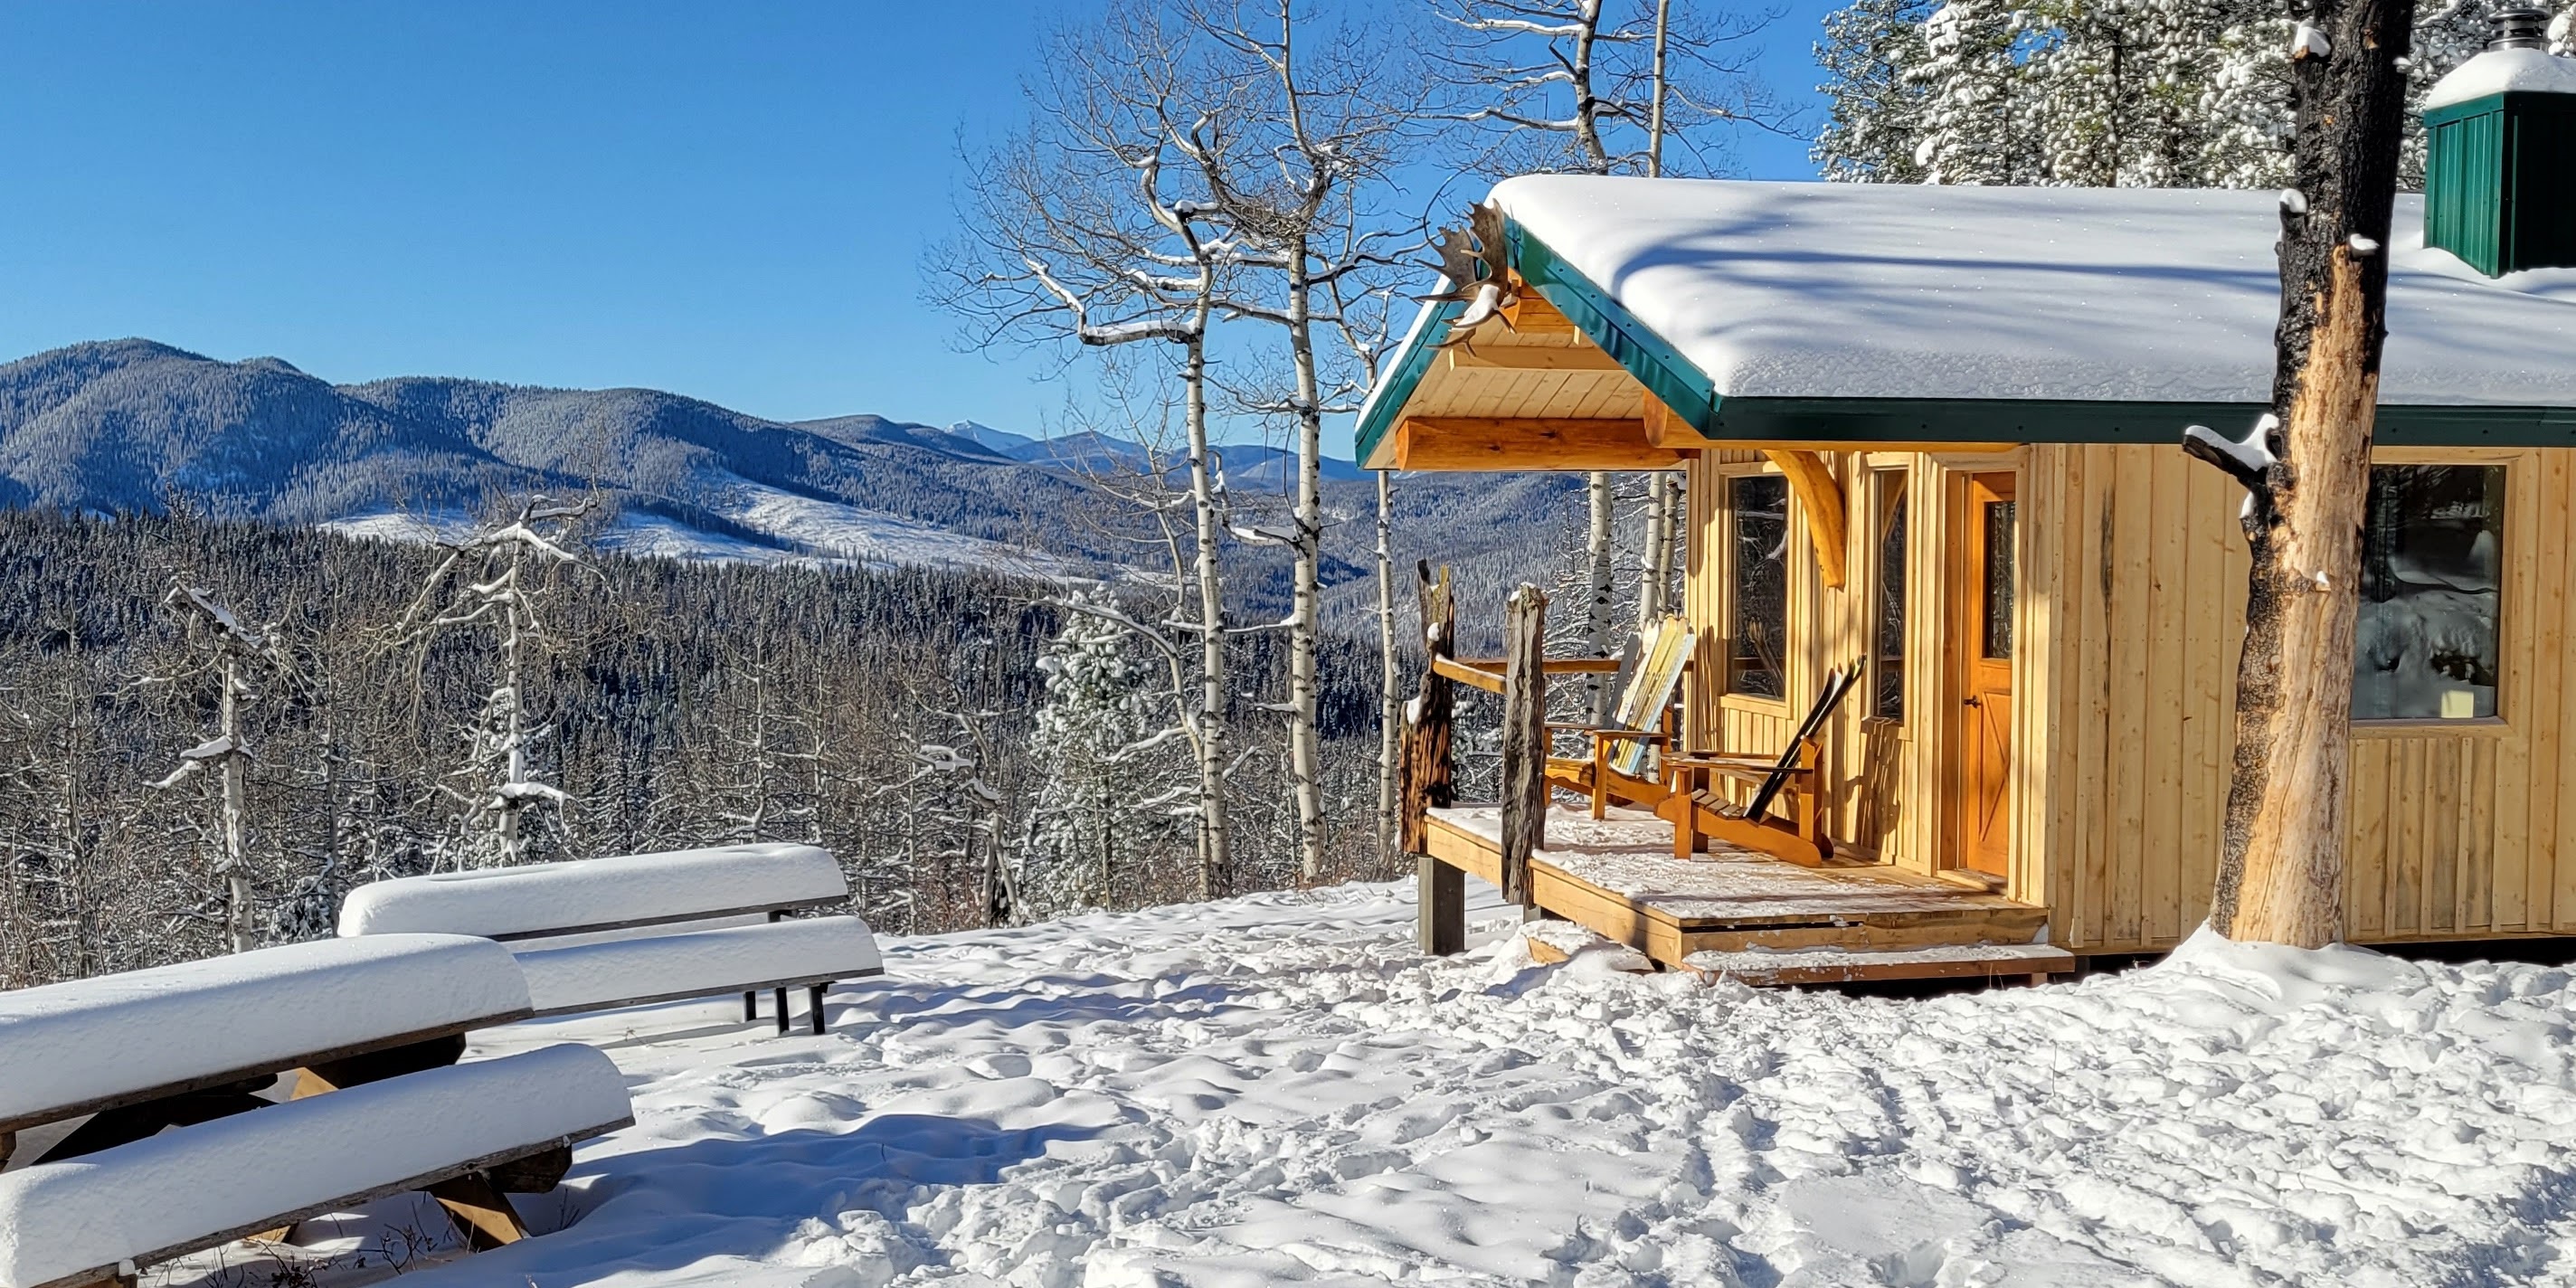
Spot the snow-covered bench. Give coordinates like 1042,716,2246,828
0,936,632,1285
0,1046,630,1288
338,843,883,1035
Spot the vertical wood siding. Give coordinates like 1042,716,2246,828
1684,441,2571,953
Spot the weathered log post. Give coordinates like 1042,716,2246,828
1406,563,1463,954
1499,583,1549,910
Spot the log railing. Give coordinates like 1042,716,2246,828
1401,568,1558,955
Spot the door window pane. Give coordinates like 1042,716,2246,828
1729,474,1788,699
1874,478,1907,720
1982,499,2016,659
2356,464,2503,720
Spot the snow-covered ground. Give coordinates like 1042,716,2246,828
160,879,2576,1287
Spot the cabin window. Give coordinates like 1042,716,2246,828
1872,473,1907,721
2356,463,2504,721
1728,474,1788,699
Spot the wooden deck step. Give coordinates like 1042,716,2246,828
1424,805,2051,967
1682,942,2077,987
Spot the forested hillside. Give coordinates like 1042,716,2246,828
0,507,1390,988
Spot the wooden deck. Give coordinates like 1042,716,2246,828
1424,805,2067,980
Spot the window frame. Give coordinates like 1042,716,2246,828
1716,462,1793,711
1867,466,1910,726
2350,448,2522,733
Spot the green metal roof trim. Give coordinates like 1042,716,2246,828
1350,218,1723,468
1506,220,1721,431
1353,214,2576,467
1352,297,1461,469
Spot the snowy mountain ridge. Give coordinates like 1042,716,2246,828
0,339,1367,578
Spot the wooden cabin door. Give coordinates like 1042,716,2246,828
1953,473,2017,880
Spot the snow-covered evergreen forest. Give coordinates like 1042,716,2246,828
0,507,1389,987
1814,0,2573,185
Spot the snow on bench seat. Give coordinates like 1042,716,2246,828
337,844,848,941
0,1043,630,1288
0,934,529,1133
514,916,883,1018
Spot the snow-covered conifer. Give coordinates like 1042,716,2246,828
1019,591,1181,922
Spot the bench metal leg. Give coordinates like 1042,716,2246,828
808,983,829,1035
773,986,791,1035
743,991,758,1022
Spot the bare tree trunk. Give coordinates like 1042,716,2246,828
1287,239,1329,881
2185,0,2414,948
1375,471,1402,872
1636,0,1680,634
497,562,526,867
216,658,252,954
1649,0,1672,176
1583,470,1617,720
1183,326,1232,898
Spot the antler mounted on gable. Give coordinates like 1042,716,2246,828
1420,202,1518,347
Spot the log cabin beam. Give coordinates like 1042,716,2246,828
1395,416,1685,472
1762,449,1849,591
1445,345,1626,373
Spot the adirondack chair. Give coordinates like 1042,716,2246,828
1658,664,1863,867
1542,615,1697,819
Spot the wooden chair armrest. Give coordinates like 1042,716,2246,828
1545,724,1672,741
1667,755,1809,776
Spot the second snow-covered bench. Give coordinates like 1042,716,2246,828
338,843,883,1035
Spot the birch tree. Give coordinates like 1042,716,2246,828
934,2,1241,895
2181,0,2415,946
1431,1,1765,694
384,497,592,869
1180,0,1417,880
148,582,285,954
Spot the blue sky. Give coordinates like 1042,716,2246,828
0,1,1837,435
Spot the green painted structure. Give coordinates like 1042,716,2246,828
2426,90,2576,278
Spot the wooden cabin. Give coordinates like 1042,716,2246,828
1362,57,2576,981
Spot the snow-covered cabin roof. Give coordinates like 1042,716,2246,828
1356,177,2576,465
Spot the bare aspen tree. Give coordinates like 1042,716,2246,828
384,497,592,869
2182,0,2415,946
1637,0,1684,629
148,583,285,954
934,4,1242,896
1320,267,1415,869
1433,1,1775,655
1181,0,1417,879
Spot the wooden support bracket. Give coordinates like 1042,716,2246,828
1763,450,1849,591
1643,393,1717,450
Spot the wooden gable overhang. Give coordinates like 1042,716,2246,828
1354,217,2576,474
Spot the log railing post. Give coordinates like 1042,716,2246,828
1406,563,1463,955
1499,583,1549,909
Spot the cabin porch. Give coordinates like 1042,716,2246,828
1418,804,2069,984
